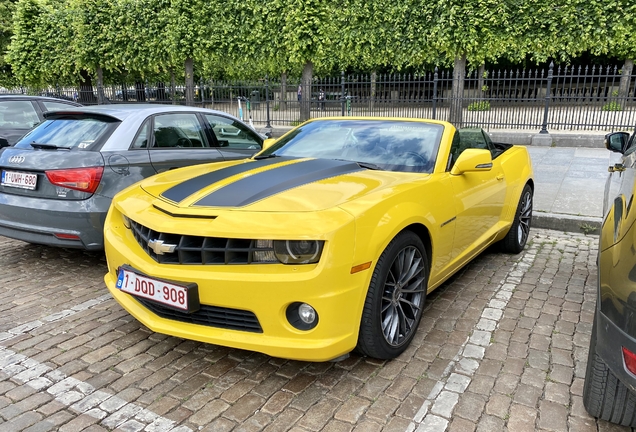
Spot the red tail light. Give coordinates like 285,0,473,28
45,166,104,194
623,347,636,376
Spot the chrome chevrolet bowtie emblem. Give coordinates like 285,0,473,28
8,156,25,164
148,239,176,255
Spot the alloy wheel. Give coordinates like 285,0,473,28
380,245,426,346
517,190,532,246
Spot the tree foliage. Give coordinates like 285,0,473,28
0,0,18,86
3,0,634,86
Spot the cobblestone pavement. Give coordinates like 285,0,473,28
0,229,631,432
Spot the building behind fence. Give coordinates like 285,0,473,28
3,63,635,132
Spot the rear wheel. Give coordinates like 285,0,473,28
501,184,532,253
583,313,636,426
356,231,428,359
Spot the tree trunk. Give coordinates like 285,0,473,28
370,71,377,112
134,81,146,102
449,55,467,126
477,63,486,101
619,59,634,105
170,69,176,105
300,61,313,121
156,82,167,101
96,67,105,104
121,83,128,102
185,58,194,107
280,72,287,110
78,70,96,104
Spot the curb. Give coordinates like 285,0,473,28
532,211,601,235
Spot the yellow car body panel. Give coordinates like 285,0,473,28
103,117,533,361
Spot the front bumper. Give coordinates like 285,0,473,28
104,204,370,362
0,191,111,250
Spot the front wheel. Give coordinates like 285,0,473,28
356,231,428,359
501,184,532,253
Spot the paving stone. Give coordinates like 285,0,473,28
538,400,568,432
485,393,511,418
455,392,486,422
507,403,537,432
333,396,370,423
0,230,605,432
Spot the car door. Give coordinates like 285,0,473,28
448,129,508,262
147,112,224,173
598,134,636,333
203,114,263,160
0,99,42,145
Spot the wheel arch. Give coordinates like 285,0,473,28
401,223,432,272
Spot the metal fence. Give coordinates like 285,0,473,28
3,63,635,131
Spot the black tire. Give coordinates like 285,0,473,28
583,313,636,426
501,184,532,253
356,231,428,359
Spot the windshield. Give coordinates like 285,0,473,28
14,117,118,150
260,120,444,173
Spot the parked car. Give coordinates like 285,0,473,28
103,117,534,361
0,104,263,250
584,130,636,426
0,94,82,146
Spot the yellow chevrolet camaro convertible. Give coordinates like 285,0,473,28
103,117,533,361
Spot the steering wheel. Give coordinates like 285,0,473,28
176,137,192,148
399,151,428,166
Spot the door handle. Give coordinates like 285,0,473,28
496,174,504,181
609,163,626,173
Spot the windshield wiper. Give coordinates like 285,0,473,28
30,142,71,150
356,161,381,170
254,153,278,160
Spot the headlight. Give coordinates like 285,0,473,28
274,240,324,264
122,214,131,229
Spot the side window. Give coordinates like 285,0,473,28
0,101,40,128
130,120,150,149
152,113,207,148
625,133,636,156
41,101,77,112
205,114,262,149
446,131,462,171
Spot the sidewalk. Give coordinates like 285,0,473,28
528,146,619,234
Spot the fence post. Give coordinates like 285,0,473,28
341,71,345,116
432,67,438,120
540,62,554,134
200,78,204,105
266,74,272,129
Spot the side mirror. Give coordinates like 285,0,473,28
605,132,630,154
262,138,276,151
0,138,9,148
450,149,493,175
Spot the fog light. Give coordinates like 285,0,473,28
298,303,316,324
286,302,319,330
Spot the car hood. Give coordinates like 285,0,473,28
140,157,426,213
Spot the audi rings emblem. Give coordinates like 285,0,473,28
8,156,25,164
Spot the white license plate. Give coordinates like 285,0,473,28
116,267,194,311
1,170,37,190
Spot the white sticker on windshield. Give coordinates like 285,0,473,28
78,140,94,149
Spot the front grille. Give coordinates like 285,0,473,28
129,219,276,265
135,297,263,333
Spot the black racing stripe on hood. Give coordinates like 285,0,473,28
193,159,364,208
161,157,297,203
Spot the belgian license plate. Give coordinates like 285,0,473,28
1,170,37,190
116,266,199,313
